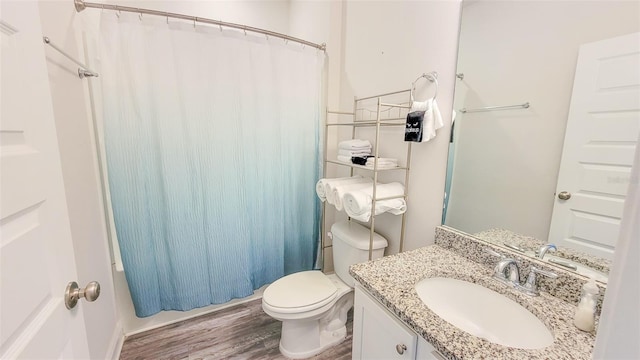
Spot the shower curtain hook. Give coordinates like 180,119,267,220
138,12,143,21
116,9,120,19
219,22,222,32
193,18,196,28
166,14,169,24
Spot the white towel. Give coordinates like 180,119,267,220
365,157,398,170
338,139,372,150
337,155,352,164
365,163,398,170
343,182,407,222
338,149,371,157
316,176,357,202
324,176,369,204
366,158,398,165
332,179,374,211
410,99,443,143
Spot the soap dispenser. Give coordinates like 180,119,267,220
573,277,599,332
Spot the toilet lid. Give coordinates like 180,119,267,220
263,271,337,310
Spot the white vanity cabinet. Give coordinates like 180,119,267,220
352,285,446,360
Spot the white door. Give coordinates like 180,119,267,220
548,32,640,260
0,2,90,359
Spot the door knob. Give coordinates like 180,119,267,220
65,281,101,309
558,191,571,200
396,343,407,355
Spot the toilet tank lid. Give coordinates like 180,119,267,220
331,221,388,250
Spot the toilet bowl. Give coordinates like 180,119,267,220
262,221,388,359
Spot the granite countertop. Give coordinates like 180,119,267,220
349,245,596,360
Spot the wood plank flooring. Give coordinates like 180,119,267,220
119,298,353,360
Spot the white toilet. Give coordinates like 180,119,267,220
262,220,388,359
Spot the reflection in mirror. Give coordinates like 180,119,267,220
443,1,640,283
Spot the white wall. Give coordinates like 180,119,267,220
336,0,462,253
446,1,640,240
37,1,121,358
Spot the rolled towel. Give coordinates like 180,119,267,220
343,182,407,222
324,176,369,204
332,179,374,211
339,139,372,150
338,149,372,157
316,180,327,202
316,176,356,202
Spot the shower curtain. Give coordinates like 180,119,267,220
99,14,324,317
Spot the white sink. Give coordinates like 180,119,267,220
415,277,553,349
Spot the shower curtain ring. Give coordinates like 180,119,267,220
193,19,196,28
138,12,143,21
116,9,120,18
219,22,222,32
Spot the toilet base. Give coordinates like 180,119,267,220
277,290,353,359
279,325,347,359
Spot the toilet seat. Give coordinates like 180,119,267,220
263,271,338,314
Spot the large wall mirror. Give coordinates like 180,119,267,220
443,1,640,283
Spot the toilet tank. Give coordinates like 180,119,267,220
330,221,388,287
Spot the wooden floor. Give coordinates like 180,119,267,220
119,299,353,360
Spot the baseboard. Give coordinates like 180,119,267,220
124,288,265,337
106,321,125,360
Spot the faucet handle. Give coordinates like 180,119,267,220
522,266,558,296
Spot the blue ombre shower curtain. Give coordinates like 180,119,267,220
98,14,324,317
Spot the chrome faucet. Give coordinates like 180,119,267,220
495,258,521,286
537,244,557,259
485,248,557,296
485,248,520,287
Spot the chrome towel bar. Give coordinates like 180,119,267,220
460,102,530,114
43,36,99,79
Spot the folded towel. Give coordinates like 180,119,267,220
343,182,407,221
316,176,357,202
365,163,398,170
338,149,372,157
366,157,398,165
324,176,369,204
365,157,398,169
337,155,352,164
339,139,372,150
332,179,374,211
405,99,443,143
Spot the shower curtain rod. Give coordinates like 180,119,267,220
73,0,327,51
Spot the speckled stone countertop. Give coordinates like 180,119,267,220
474,228,611,274
350,246,596,360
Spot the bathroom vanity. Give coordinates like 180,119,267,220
349,237,598,359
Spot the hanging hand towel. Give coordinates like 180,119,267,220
404,98,443,143
343,182,407,222
338,139,372,150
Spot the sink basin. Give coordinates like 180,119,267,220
415,277,553,349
